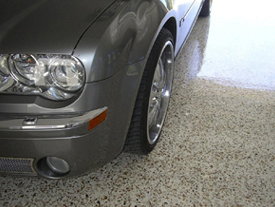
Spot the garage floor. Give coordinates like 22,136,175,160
1,0,275,206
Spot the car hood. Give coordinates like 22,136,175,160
0,0,115,54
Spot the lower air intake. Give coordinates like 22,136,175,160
0,157,35,174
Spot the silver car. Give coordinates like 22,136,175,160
0,0,211,179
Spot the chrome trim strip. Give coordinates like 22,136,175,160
0,106,107,130
179,0,197,27
21,125,66,130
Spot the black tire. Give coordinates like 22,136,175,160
200,0,212,17
124,28,174,154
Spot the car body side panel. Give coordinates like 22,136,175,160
175,0,204,54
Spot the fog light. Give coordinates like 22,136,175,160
46,157,70,174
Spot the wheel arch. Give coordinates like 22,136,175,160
143,14,178,63
162,17,177,52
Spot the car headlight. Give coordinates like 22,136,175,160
0,54,85,100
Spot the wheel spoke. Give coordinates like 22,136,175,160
154,60,165,88
148,99,160,128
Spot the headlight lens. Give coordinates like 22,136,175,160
0,54,85,100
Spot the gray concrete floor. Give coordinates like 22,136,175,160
1,0,275,206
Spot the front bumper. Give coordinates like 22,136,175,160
0,107,113,179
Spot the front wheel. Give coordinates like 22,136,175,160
124,28,174,154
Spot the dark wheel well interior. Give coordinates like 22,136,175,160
163,18,177,50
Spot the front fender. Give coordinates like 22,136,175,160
73,0,173,83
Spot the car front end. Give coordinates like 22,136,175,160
0,0,147,179
0,0,196,178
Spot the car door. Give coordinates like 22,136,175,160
173,0,203,54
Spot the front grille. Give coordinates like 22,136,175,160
0,157,35,174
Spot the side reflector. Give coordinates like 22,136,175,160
88,109,107,130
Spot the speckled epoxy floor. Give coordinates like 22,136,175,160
1,0,275,206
